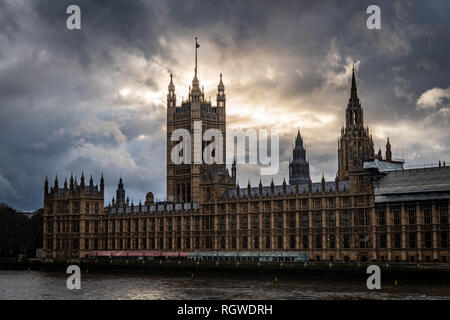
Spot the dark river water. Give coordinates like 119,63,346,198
0,270,449,300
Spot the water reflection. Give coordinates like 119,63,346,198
0,270,449,300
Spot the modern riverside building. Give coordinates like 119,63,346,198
42,43,450,263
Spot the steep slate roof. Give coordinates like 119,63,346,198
363,159,404,172
221,181,349,199
373,166,450,203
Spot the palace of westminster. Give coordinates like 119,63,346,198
43,43,450,263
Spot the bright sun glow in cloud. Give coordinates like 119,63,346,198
119,88,130,98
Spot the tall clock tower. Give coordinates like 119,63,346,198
338,68,375,180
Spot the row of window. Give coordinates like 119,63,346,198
49,205,449,235
377,206,448,225
377,232,448,249
46,230,450,251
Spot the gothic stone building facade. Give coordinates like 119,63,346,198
43,62,450,263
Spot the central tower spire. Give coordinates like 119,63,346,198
351,65,358,100
338,66,375,180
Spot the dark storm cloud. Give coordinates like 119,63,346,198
0,0,449,210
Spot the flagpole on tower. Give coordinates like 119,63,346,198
195,37,200,77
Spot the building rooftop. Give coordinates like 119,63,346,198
363,159,404,172
373,165,450,203
221,181,349,199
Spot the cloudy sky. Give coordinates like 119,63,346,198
1,0,449,210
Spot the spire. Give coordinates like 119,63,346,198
289,126,310,185
295,127,303,146
100,173,104,192
80,172,85,187
351,65,356,90
350,65,358,100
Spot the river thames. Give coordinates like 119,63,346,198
1,270,449,300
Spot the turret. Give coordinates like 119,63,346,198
54,175,59,191
145,192,154,205
70,174,74,190
217,73,226,107
167,73,176,108
386,137,392,161
116,177,126,206
231,157,236,178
